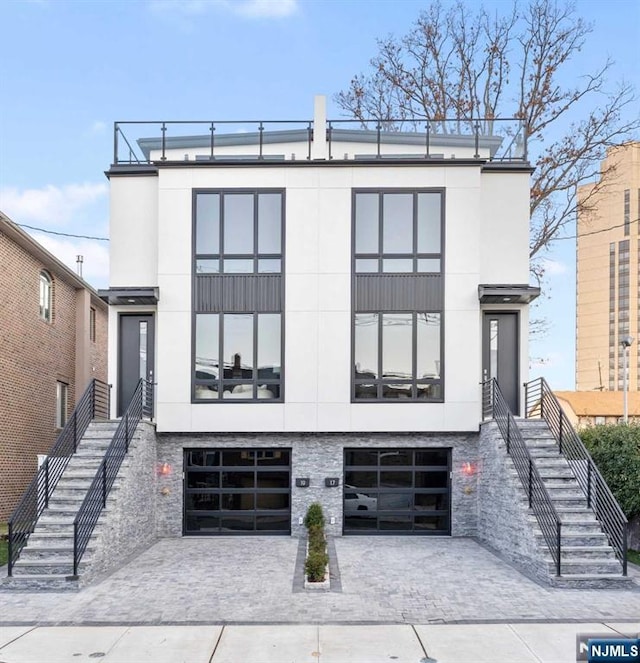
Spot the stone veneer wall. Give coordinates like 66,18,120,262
477,421,548,582
155,432,479,538
83,421,157,584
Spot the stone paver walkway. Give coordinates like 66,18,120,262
1,537,639,625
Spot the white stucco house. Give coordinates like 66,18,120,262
9,96,631,589
100,96,539,539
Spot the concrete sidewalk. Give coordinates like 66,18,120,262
1,622,639,663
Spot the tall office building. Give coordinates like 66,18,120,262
576,142,640,392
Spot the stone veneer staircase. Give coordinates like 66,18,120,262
517,419,628,587
5,422,120,590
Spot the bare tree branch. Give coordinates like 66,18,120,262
334,0,640,264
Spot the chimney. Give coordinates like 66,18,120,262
76,255,83,278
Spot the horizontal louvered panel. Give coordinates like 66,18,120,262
195,275,282,312
355,274,442,311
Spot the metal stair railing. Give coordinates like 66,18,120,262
483,378,563,576
7,379,110,576
525,377,628,575
72,379,153,576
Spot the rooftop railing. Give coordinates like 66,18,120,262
112,117,527,166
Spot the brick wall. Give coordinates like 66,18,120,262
90,298,109,385
0,230,107,520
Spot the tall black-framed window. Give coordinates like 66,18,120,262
194,312,282,401
194,190,283,274
352,189,444,402
193,189,285,403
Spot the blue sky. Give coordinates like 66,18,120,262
1,0,639,389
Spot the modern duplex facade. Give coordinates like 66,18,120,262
576,142,640,392
101,97,538,539
0,212,108,520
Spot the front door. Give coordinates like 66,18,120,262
482,312,519,414
118,314,155,416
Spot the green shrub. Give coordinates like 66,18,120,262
304,502,325,529
580,424,640,519
305,549,329,582
308,524,325,554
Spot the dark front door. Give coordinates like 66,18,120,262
482,312,519,414
118,314,154,417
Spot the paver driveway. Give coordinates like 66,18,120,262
1,537,639,625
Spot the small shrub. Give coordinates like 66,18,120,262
304,502,325,529
308,524,325,554
305,549,328,582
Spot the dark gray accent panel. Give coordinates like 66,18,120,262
195,274,282,312
355,274,442,312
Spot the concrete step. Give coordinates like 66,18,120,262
542,477,580,487
534,457,572,467
3,574,80,591
10,559,86,576
19,544,94,561
546,558,623,575
559,546,618,560
550,574,633,589
524,439,558,449
536,533,608,547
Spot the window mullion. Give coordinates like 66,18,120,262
412,312,417,396
253,312,259,397
378,312,383,399
413,192,418,272
378,192,383,272
218,313,224,399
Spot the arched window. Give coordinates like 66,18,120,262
39,271,52,322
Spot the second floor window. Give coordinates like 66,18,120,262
195,313,282,401
354,312,442,400
195,191,283,274
354,191,442,273
39,271,52,322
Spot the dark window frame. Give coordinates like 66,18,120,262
353,310,444,401
351,188,445,403
192,188,285,404
193,311,283,402
353,190,443,274
193,189,284,274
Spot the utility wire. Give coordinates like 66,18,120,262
17,223,109,241
553,216,639,241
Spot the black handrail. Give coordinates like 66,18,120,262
7,379,110,576
525,378,628,575
483,379,562,576
72,379,153,576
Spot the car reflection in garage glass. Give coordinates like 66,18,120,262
343,448,451,534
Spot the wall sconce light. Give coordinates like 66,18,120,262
157,462,172,476
462,462,476,477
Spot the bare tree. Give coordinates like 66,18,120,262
335,0,639,261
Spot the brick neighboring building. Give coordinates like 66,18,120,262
0,211,108,521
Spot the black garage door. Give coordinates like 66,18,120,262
184,448,291,534
343,448,451,534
